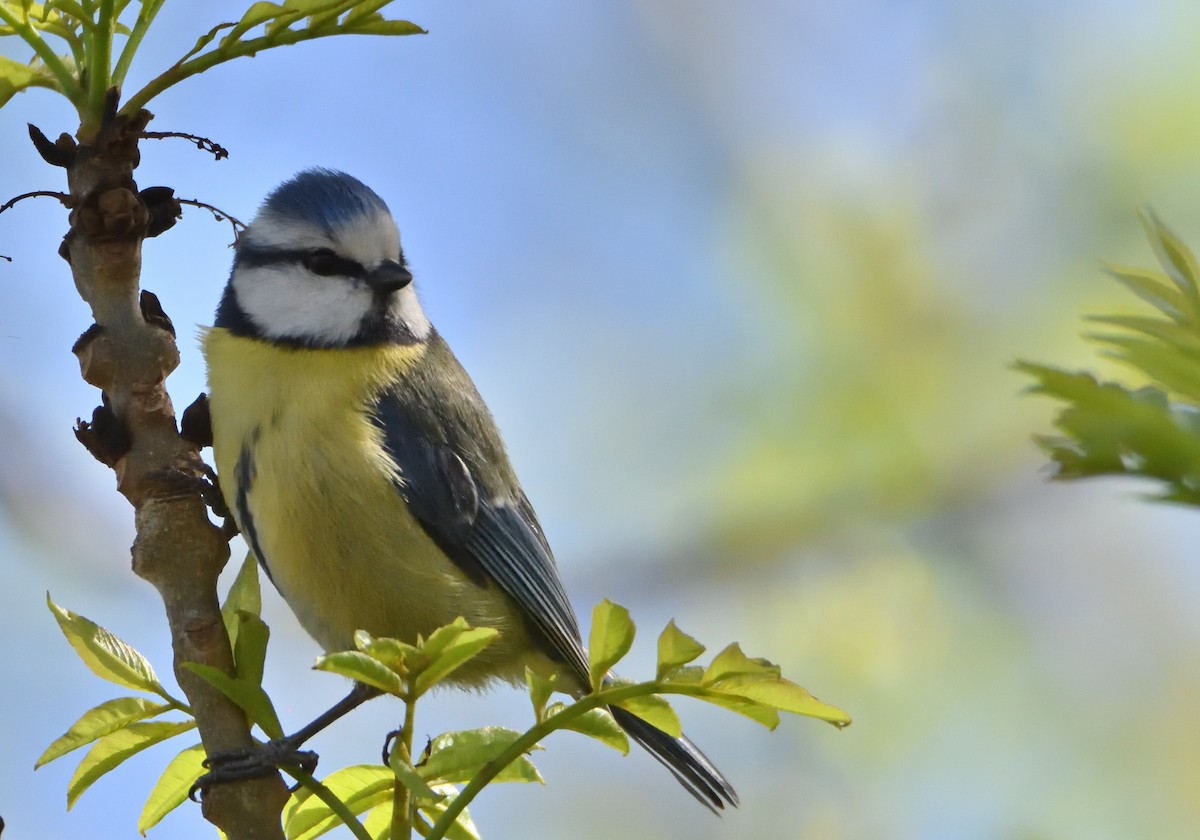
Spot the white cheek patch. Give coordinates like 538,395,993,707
391,285,432,340
234,264,372,344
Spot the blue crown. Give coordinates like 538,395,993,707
260,168,391,233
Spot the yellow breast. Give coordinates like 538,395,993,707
201,328,528,679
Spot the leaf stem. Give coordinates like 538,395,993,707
391,693,417,840
111,0,166,88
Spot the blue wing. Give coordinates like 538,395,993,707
369,335,589,683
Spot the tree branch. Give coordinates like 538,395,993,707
56,97,288,839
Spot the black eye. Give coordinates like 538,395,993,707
303,248,341,276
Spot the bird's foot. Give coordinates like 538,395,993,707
189,740,318,801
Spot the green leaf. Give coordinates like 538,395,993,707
417,785,481,840
547,703,630,753
182,662,283,740
707,674,851,727
0,53,59,107
1140,207,1200,314
37,697,171,767
344,18,424,35
688,691,781,729
418,727,543,785
588,599,635,692
525,666,560,721
656,620,706,680
702,642,779,683
354,630,417,678
138,742,207,834
48,594,164,695
363,800,394,840
413,623,499,696
613,693,681,738
232,610,271,686
343,0,393,24
313,650,405,697
1101,262,1187,321
221,552,263,649
284,765,393,840
67,721,196,809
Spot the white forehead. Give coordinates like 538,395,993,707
242,207,402,266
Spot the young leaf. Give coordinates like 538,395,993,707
1140,207,1200,313
417,785,481,840
313,650,405,697
284,765,394,840
418,728,543,785
354,630,417,678
702,642,779,683
138,742,207,834
705,675,851,727
689,691,781,729
612,693,682,739
232,609,271,686
656,620,706,680
182,662,283,740
363,801,395,840
413,625,498,696
0,54,59,107
546,703,630,754
66,721,196,809
1101,262,1188,321
588,599,635,692
221,552,262,649
47,594,164,695
37,696,171,767
525,666,559,721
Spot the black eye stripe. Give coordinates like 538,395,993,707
235,246,366,278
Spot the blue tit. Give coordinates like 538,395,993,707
202,169,736,810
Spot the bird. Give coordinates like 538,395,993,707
201,168,737,811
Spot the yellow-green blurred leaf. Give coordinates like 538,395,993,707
707,674,851,727
284,764,393,840
525,666,560,720
182,662,282,740
613,693,681,739
67,721,196,809
418,727,542,785
313,650,404,697
221,553,262,650
702,642,779,683
588,599,635,692
48,594,163,694
37,696,171,767
547,703,630,754
416,785,480,840
413,621,498,696
138,742,206,834
656,620,706,680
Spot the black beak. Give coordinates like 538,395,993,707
366,260,413,294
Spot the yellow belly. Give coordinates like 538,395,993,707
202,328,530,685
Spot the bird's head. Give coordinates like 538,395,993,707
217,168,431,347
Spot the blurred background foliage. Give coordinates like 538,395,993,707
3,1,1200,838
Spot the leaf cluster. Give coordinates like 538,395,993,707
42,566,849,839
1019,210,1200,505
0,0,422,135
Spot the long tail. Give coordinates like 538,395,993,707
609,704,739,813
